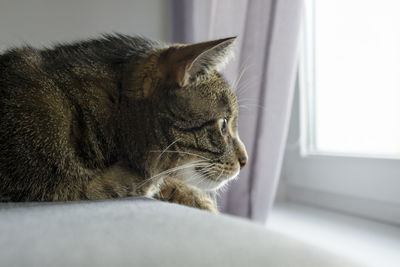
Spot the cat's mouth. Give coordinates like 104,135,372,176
178,162,240,191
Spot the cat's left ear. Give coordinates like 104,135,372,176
164,37,236,87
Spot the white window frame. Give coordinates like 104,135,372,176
282,0,400,225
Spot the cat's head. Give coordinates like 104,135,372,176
122,37,248,191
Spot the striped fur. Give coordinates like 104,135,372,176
0,34,247,212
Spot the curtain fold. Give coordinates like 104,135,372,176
170,0,303,223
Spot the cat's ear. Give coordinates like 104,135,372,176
164,37,236,87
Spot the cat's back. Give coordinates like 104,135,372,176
0,46,44,93
0,46,41,70
0,46,65,125
0,45,71,142
0,34,158,87
0,34,163,201
0,35,157,104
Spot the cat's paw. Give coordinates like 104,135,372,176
156,178,218,213
193,194,218,214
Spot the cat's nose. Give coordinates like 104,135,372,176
238,156,247,169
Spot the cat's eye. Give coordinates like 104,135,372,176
219,118,229,136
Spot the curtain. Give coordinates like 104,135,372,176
170,0,303,223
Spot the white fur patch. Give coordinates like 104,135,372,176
179,164,240,192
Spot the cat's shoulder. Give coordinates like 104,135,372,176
0,34,162,78
0,34,160,63
0,46,41,69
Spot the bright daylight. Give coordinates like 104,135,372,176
310,0,400,157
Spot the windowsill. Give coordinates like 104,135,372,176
301,150,400,161
267,202,400,267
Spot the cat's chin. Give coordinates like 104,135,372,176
197,178,230,192
182,169,240,192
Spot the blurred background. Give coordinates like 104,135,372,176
0,0,170,50
1,0,399,266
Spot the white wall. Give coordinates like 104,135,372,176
0,0,169,51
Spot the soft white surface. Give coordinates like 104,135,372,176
268,202,400,267
0,198,363,267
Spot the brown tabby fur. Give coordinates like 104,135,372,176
0,34,247,212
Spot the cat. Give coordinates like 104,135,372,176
0,34,248,213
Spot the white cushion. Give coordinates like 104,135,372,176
0,198,364,267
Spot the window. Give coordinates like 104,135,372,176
302,0,400,158
282,0,400,225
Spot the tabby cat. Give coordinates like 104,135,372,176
0,34,248,212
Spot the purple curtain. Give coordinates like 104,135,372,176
170,0,303,223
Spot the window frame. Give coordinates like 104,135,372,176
281,0,400,225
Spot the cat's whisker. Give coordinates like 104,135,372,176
149,150,211,161
218,174,240,195
234,58,255,96
235,80,255,99
238,104,249,110
215,183,228,195
188,172,203,187
237,99,267,112
237,97,260,103
193,167,220,189
137,160,209,189
197,166,217,184
199,173,210,187
195,171,210,187
177,163,217,188
216,169,224,181
232,64,250,93
185,163,215,185
237,97,267,108
197,164,216,175
156,139,181,160
144,161,212,187
196,176,209,188
243,103,267,110
201,169,218,179
235,75,259,98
